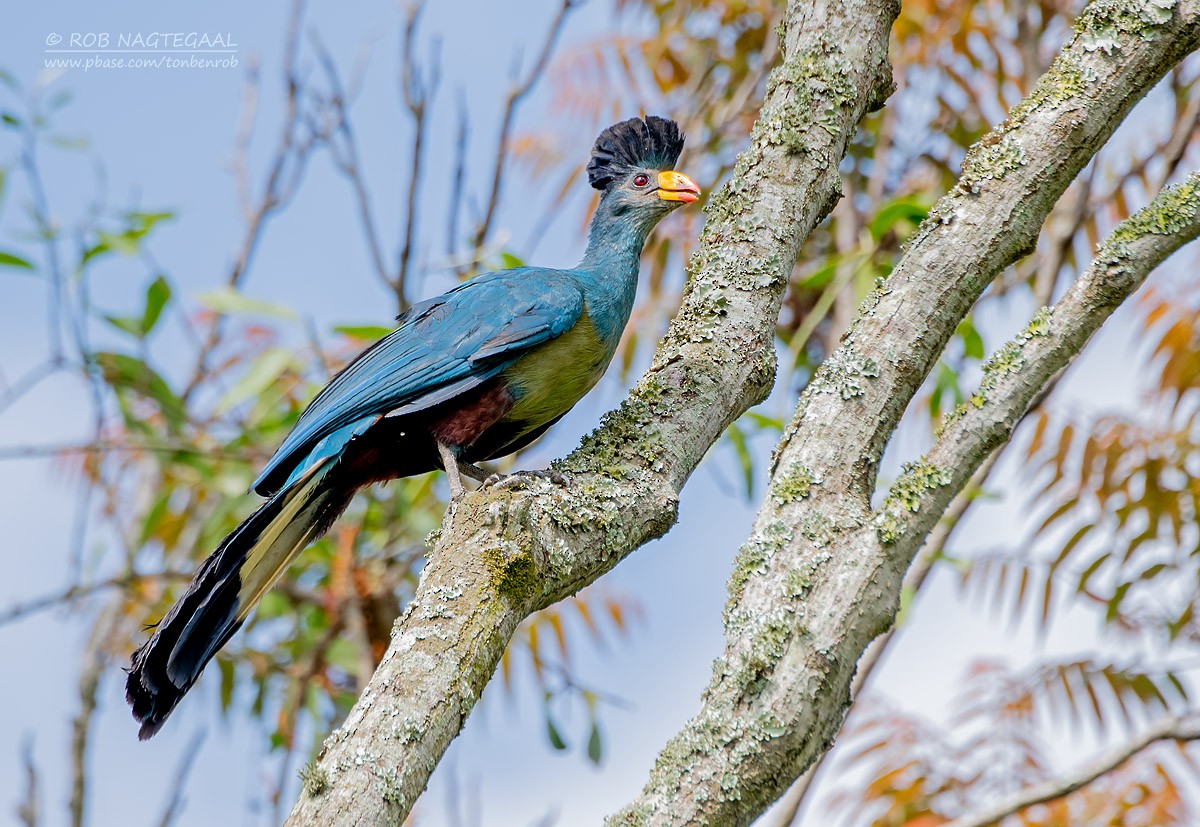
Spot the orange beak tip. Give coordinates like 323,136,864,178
657,170,701,203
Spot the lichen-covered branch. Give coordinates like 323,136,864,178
285,0,898,823
881,171,1200,551
771,452,1001,827
611,4,1200,824
945,712,1200,827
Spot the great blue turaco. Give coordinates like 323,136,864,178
125,115,700,738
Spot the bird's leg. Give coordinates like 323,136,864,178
481,468,570,491
436,442,469,501
458,461,492,484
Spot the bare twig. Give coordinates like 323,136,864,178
0,360,65,417
0,571,191,628
946,713,1200,827
310,34,392,298
397,2,441,310
17,736,38,827
69,606,118,827
447,94,469,256
471,0,578,254
182,0,312,406
155,730,207,827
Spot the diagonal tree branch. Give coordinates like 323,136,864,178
776,246,1082,825
612,3,1200,824
772,451,1000,827
285,0,898,823
946,712,1200,827
879,170,1200,561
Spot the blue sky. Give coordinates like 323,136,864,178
0,2,1189,826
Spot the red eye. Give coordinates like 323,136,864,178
633,173,650,187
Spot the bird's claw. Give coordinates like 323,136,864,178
481,469,569,491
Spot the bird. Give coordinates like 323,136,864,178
125,115,700,739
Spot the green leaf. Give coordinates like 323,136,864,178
725,421,754,499
81,241,110,266
215,347,295,415
958,317,985,360
218,657,235,712
1,112,21,129
869,198,929,241
197,286,298,321
0,249,35,271
586,721,603,765
546,714,568,750
333,324,392,342
103,314,144,337
93,351,186,431
125,210,175,234
798,258,837,289
257,591,289,620
98,229,142,256
743,411,784,431
500,251,526,269
141,275,172,335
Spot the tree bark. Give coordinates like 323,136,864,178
286,0,897,823
610,1,1200,822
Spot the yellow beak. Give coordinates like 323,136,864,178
657,170,701,203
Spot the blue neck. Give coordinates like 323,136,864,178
575,193,654,344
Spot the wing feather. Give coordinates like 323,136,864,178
252,269,584,495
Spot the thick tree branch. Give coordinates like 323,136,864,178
285,0,898,823
946,712,1200,827
881,171,1200,555
613,4,1200,824
772,451,1000,827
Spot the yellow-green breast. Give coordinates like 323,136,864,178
501,309,610,434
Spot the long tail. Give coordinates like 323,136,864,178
126,460,350,739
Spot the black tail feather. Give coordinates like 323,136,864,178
126,469,351,739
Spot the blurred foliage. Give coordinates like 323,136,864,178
833,660,1197,826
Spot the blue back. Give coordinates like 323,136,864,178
253,268,585,494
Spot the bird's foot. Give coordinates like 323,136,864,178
481,468,569,492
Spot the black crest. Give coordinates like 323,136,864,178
587,115,684,191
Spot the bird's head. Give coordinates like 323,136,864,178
586,116,700,231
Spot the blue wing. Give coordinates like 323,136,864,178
252,268,585,495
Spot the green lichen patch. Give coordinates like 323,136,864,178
565,388,666,475
800,512,838,548
726,521,793,611
1097,173,1200,267
1009,52,1098,125
1024,306,1053,338
373,765,405,804
299,761,329,797
783,567,811,598
772,464,821,505
810,345,880,399
937,307,1054,435
763,35,857,147
958,133,1027,194
483,544,538,604
1075,0,1177,53
874,461,952,544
